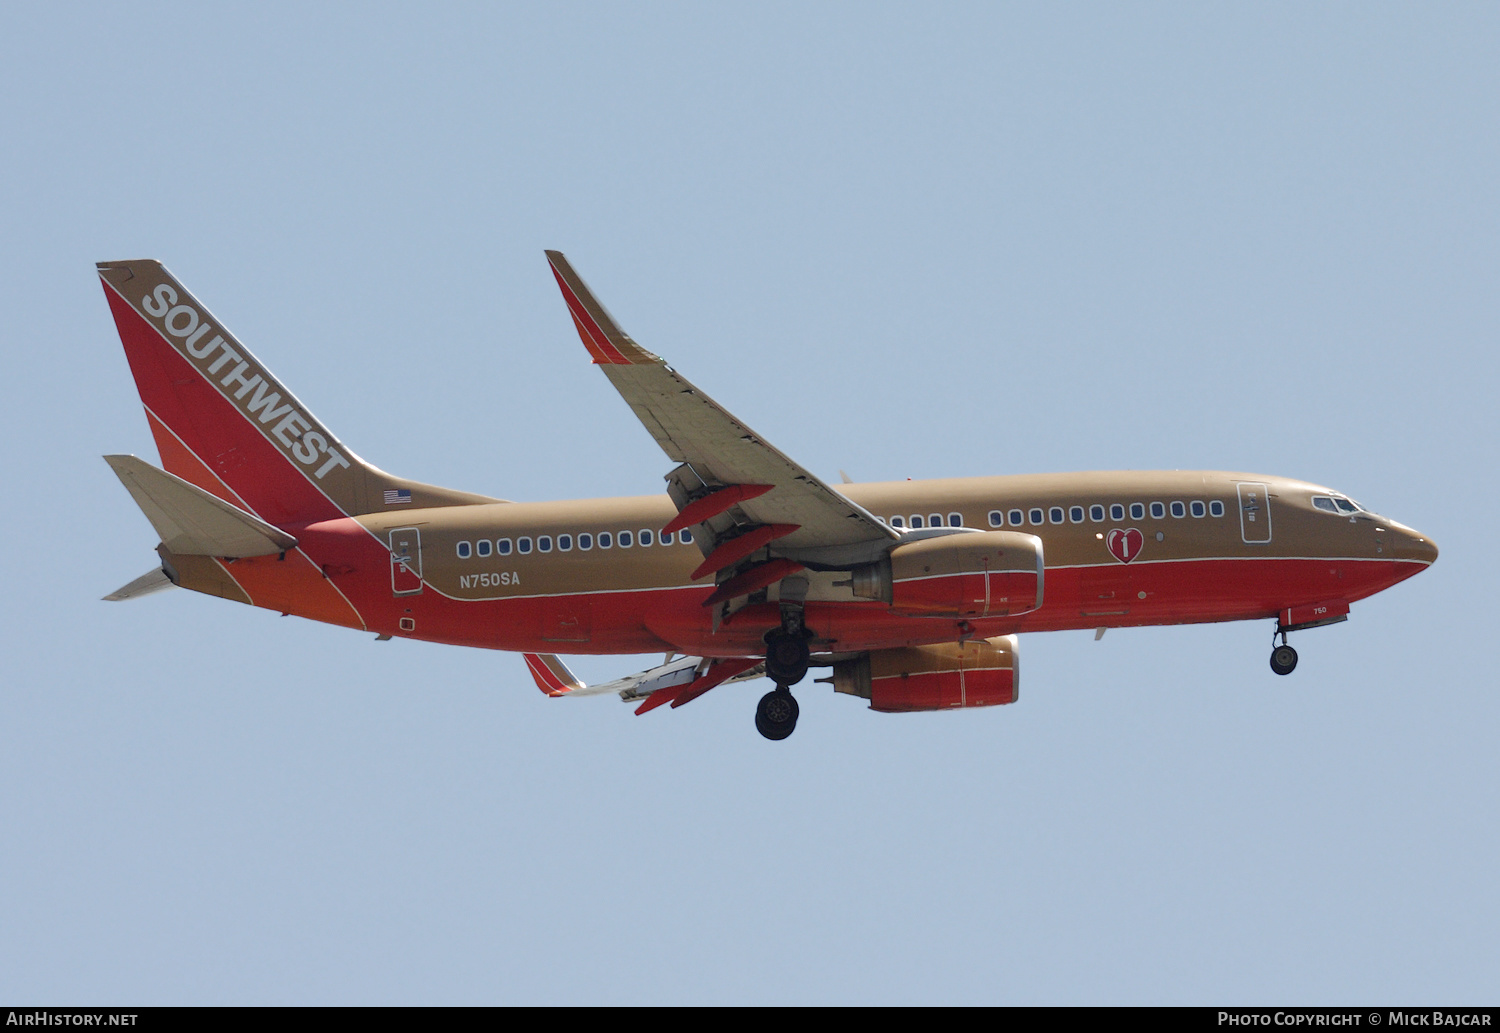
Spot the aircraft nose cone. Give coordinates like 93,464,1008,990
1394,527,1438,566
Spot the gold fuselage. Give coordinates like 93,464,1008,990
177,469,1435,657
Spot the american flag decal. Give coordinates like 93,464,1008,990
383,488,412,505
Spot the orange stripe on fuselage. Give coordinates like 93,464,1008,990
215,549,367,631
139,408,368,631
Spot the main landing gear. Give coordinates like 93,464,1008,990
756,603,811,741
1269,626,1298,676
756,688,800,741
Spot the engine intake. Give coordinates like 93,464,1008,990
831,636,1020,712
848,530,1043,617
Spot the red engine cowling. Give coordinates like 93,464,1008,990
849,531,1043,618
831,636,1020,712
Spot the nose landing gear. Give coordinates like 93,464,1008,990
1269,625,1298,676
1270,643,1299,675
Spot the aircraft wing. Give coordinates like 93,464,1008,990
522,652,765,712
545,252,898,564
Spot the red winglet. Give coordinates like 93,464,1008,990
523,653,583,696
670,657,762,709
702,558,806,608
663,484,774,536
550,265,632,365
689,524,800,580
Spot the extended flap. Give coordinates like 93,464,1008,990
104,455,298,557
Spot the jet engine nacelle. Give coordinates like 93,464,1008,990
848,530,1044,618
831,636,1020,712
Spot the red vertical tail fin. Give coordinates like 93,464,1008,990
98,260,499,524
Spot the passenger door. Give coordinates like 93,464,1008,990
1236,482,1272,544
389,527,424,595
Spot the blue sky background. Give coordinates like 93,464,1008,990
2,3,1496,1004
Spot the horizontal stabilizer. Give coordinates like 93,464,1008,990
104,454,298,557
102,566,177,602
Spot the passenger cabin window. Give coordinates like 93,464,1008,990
1150,502,1165,519
988,510,1004,528
1090,504,1105,522
476,539,492,557
947,513,962,527
578,533,593,550
538,536,552,553
891,516,905,528
1190,501,1205,518
639,530,653,546
1009,510,1024,527
456,541,472,559
679,529,693,543
1030,508,1045,525
1110,504,1125,521
1070,506,1085,523
1050,507,1065,524
497,538,512,556
660,530,674,545
518,537,533,554
1170,501,1185,518
619,530,633,547
929,513,943,528
558,534,573,551
910,515,925,529
598,532,612,548
1129,503,1145,520
1209,501,1225,517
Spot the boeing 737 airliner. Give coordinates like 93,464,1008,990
99,254,1437,739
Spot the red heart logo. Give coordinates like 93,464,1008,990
1106,528,1143,564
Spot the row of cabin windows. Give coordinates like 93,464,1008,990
982,500,1226,528
886,513,965,530
455,527,694,560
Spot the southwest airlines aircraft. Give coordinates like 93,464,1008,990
99,254,1437,740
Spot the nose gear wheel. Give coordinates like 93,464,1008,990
1270,644,1298,675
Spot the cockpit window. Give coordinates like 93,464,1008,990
1314,495,1363,514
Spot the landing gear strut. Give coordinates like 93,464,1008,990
756,595,810,740
1270,626,1298,676
764,630,810,686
